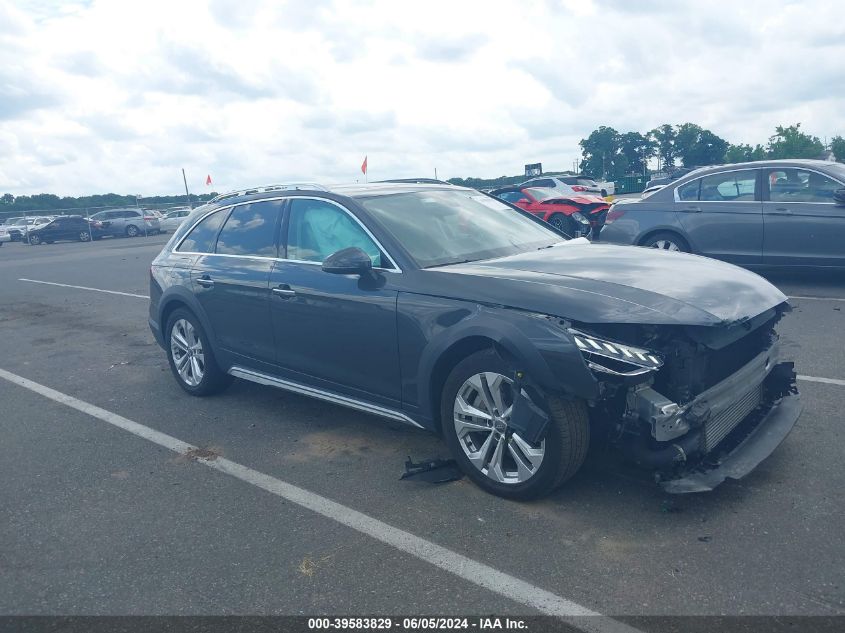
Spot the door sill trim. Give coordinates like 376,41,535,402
228,366,424,429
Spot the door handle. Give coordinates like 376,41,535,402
770,208,793,216
196,276,214,288
272,284,296,298
680,206,701,213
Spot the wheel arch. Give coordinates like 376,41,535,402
158,289,220,352
637,227,693,252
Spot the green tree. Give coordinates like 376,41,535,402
767,123,824,159
649,124,676,171
725,143,767,163
619,132,655,175
674,123,727,167
579,126,622,180
1,193,14,205
829,135,845,163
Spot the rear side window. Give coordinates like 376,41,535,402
699,170,757,202
176,209,228,253
215,200,281,257
676,179,700,201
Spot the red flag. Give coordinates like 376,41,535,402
361,156,367,175
206,174,212,186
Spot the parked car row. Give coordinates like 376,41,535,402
0,207,196,247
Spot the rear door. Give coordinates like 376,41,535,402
762,167,845,267
189,200,283,365
674,168,763,266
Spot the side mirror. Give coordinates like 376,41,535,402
834,188,845,206
322,247,374,275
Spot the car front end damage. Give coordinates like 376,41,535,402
568,304,801,492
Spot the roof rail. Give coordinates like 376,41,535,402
210,183,328,203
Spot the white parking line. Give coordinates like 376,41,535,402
0,367,638,633
798,374,845,387
18,278,148,299
787,295,845,303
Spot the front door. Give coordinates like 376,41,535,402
762,167,845,267
674,168,763,266
270,197,401,405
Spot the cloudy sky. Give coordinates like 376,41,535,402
1,0,843,197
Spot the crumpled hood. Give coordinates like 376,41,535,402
426,242,787,326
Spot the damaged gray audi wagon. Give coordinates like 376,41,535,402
149,182,801,499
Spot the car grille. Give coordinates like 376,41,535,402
701,383,763,452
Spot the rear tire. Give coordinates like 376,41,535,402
28,234,41,245
165,308,232,396
441,348,589,500
79,231,90,242
641,231,690,253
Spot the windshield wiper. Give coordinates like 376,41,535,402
423,259,475,269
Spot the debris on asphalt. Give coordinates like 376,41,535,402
698,535,712,542
400,456,463,484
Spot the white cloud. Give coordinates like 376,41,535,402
0,0,843,196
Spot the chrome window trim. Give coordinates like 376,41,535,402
673,167,760,203
674,165,845,203
228,365,422,428
172,195,403,273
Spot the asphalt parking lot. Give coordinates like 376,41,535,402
1,235,844,625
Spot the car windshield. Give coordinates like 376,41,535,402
523,187,558,202
359,189,562,268
826,163,845,183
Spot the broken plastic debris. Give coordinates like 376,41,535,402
400,456,463,484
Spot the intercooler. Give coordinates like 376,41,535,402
701,382,764,452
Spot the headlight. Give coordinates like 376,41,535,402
568,328,663,376
571,211,590,225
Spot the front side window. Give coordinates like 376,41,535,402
699,170,757,202
176,209,228,253
215,200,281,257
286,199,383,267
768,168,841,203
359,189,561,268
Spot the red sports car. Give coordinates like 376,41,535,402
490,186,610,235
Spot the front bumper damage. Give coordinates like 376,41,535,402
660,390,801,493
617,334,801,493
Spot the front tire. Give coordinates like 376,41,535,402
165,308,232,396
441,349,589,500
547,213,575,237
126,224,140,237
28,234,41,245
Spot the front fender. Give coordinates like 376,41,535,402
398,293,599,426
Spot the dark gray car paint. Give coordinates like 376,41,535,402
599,159,845,268
150,183,789,432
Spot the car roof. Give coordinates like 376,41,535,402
203,182,474,207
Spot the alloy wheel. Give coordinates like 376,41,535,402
79,231,90,242
453,372,545,484
652,239,680,251
170,319,205,387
